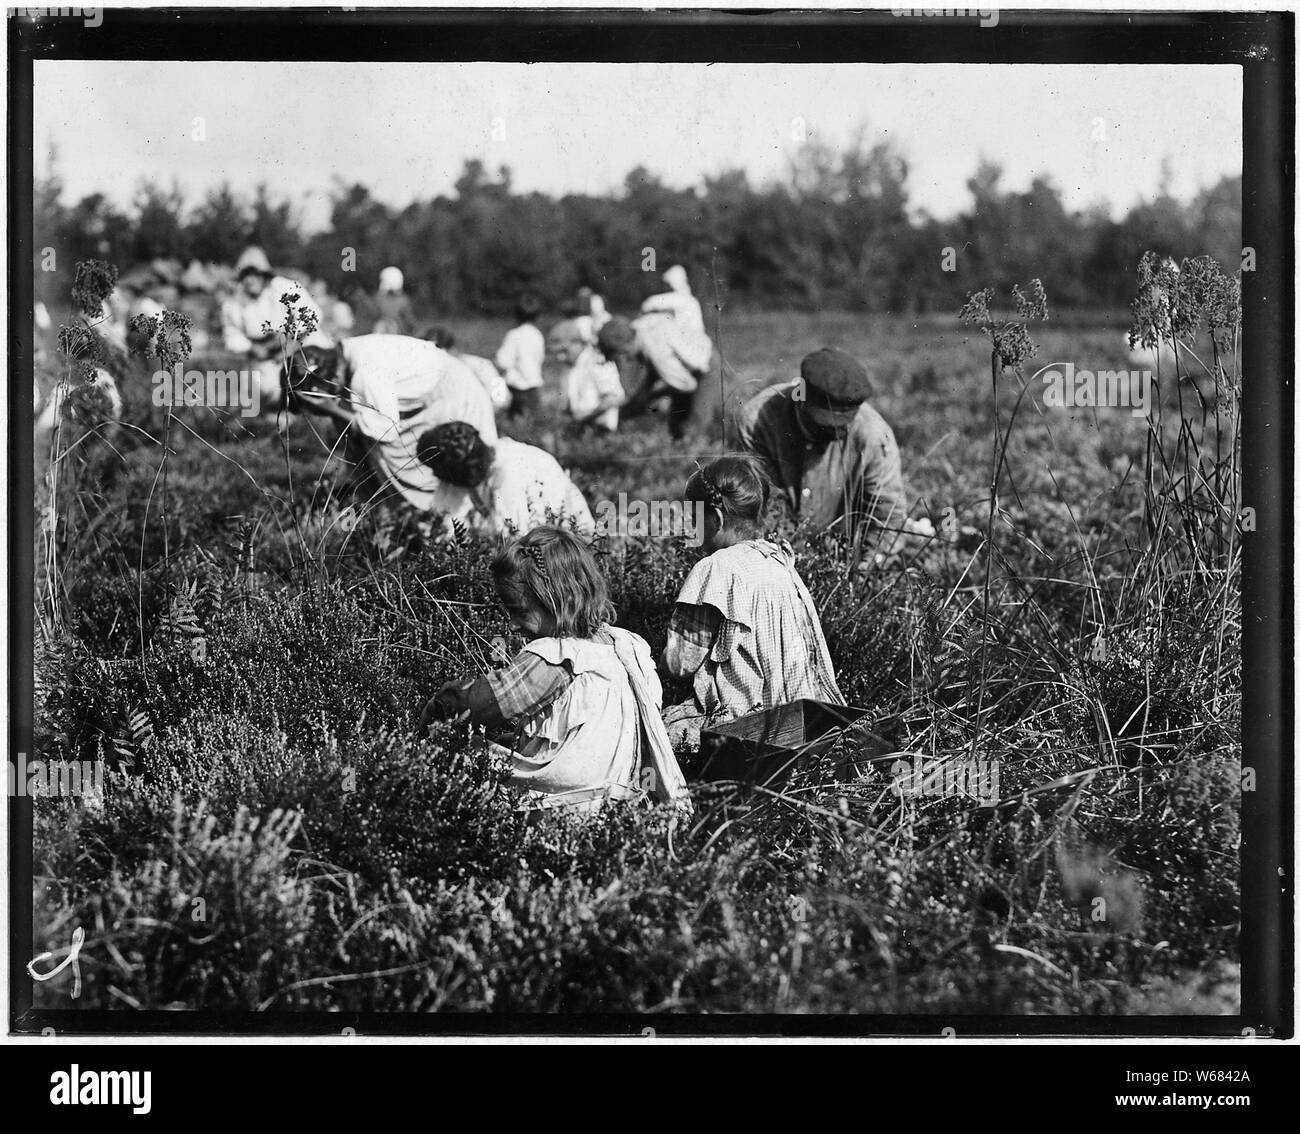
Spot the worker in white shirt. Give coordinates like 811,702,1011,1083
284,333,496,514
640,264,706,334
622,265,714,441
548,319,624,433
221,246,326,409
493,293,546,419
426,325,510,413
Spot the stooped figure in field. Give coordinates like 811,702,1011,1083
633,266,713,429
426,325,511,412
610,267,713,441
565,285,612,345
415,421,595,540
284,333,496,513
221,246,327,410
642,264,707,335
421,527,690,814
547,318,626,433
660,455,845,751
738,347,931,560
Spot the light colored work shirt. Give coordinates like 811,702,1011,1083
494,323,546,391
440,437,594,539
459,352,511,411
738,380,908,546
222,276,324,354
565,345,624,430
487,630,646,809
340,333,497,512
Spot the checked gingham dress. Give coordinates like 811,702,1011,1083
662,539,844,742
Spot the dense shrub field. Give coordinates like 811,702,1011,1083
29,262,1242,1018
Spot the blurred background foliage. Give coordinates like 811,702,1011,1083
34,134,1240,317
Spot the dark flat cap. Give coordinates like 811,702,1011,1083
800,347,873,407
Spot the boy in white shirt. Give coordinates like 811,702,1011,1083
493,293,546,419
548,319,624,433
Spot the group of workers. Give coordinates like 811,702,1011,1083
40,243,938,814
46,244,926,565
209,245,925,558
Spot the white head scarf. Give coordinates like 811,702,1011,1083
378,266,405,294
663,265,690,294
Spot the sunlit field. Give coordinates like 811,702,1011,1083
31,289,1241,1016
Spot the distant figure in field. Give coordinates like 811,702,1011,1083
416,421,595,540
221,246,325,409
494,293,546,420
284,333,496,513
426,325,511,412
547,318,625,433
372,266,415,336
588,292,611,335
641,264,707,334
34,299,52,367
565,286,612,345
621,265,714,441
35,366,123,453
313,278,356,342
738,347,930,557
345,283,379,336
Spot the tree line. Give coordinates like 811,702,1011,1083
35,133,1240,316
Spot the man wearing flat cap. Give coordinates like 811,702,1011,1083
738,347,924,554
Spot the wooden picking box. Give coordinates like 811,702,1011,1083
695,699,887,787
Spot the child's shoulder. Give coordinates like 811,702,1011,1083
596,623,652,652
680,541,796,600
678,544,751,604
524,633,625,673
692,540,771,574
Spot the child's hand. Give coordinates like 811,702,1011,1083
418,680,472,732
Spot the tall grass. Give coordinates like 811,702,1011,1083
28,255,1242,1016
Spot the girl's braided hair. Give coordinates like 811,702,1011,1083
685,455,770,527
491,526,615,639
416,421,493,488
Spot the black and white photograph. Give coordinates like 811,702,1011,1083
5,4,1292,1070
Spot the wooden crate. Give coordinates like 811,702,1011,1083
696,699,886,787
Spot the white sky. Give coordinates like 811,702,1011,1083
34,61,1241,231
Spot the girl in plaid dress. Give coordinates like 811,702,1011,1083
662,456,844,750
423,527,689,813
